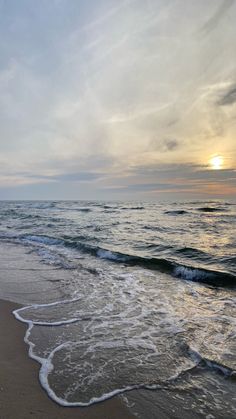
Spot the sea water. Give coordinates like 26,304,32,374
0,200,235,418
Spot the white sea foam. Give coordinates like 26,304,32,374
13,302,147,406
11,262,236,407
22,235,62,246
14,297,81,324
97,249,126,261
12,281,195,406
174,266,211,281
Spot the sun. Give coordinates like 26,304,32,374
209,155,224,170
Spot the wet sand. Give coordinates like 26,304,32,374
0,299,134,419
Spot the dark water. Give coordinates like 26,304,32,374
0,200,236,417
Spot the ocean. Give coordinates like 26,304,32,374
0,200,236,418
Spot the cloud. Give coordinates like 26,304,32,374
100,162,236,198
0,0,236,199
29,172,103,182
200,0,234,34
149,138,179,153
52,172,105,182
217,84,236,106
164,139,179,151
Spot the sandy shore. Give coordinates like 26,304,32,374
0,299,134,419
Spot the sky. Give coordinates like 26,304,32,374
0,0,236,201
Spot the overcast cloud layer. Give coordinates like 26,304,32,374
0,0,236,200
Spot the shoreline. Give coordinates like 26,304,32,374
0,298,134,419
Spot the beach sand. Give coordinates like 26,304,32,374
0,299,134,419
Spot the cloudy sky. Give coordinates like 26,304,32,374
0,0,236,200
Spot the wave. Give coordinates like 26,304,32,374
28,202,56,210
175,247,210,259
121,206,145,210
75,208,92,212
65,242,235,288
221,256,236,266
2,233,236,288
55,206,92,213
103,205,116,209
22,234,62,246
165,210,188,215
197,207,226,213
136,243,172,251
187,345,235,378
98,204,144,211
142,225,167,232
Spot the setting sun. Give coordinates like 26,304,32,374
209,155,224,170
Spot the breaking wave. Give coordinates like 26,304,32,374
2,232,234,288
